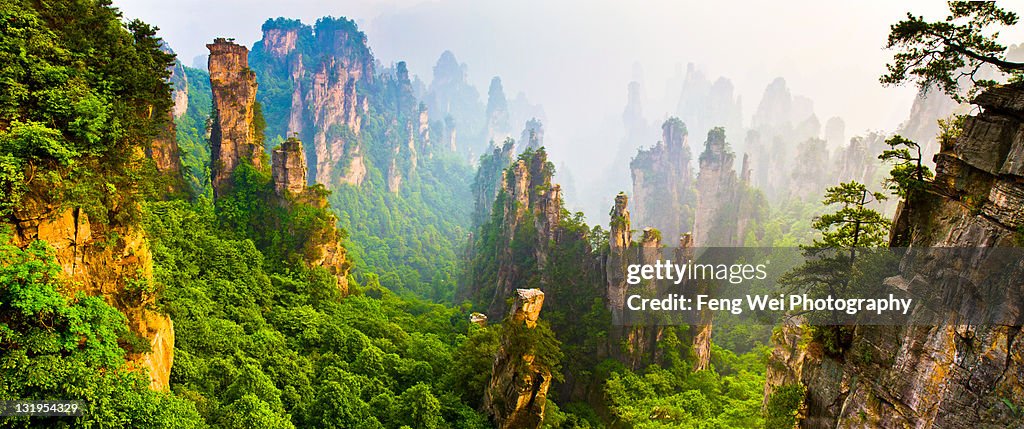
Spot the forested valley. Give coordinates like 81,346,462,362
2,1,1023,428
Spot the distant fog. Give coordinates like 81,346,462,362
116,0,1024,220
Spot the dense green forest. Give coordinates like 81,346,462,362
247,18,476,303
174,66,213,199
0,1,487,427
0,0,203,426
0,1,804,427
5,0,1016,428
146,197,493,428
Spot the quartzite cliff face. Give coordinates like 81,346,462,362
270,137,351,295
257,18,369,186
9,200,176,390
630,117,695,243
250,18,434,192
484,289,553,429
148,47,187,194
693,127,757,247
272,137,308,196
485,149,564,317
472,139,516,228
605,193,666,369
208,38,264,197
208,40,351,296
771,83,1024,428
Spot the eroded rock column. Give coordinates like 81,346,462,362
208,38,263,198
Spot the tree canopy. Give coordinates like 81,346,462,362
881,1,1024,101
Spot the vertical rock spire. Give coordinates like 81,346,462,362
693,127,739,247
207,38,263,198
630,117,695,242
484,289,552,429
272,137,308,196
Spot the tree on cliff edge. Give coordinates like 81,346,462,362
780,182,891,354
882,1,1024,101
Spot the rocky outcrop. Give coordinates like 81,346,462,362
832,132,886,187
386,157,402,193
622,80,653,149
159,43,189,120
251,19,433,192
897,88,962,166
472,139,516,228
208,38,264,198
609,192,631,251
305,36,366,187
751,77,797,137
486,77,511,143
9,198,174,390
787,83,1024,428
693,128,743,247
250,18,372,187
509,94,546,147
484,288,552,429
675,63,743,145
606,191,631,320
790,137,830,199
418,106,432,153
147,48,186,193
896,45,1024,166
630,117,696,243
674,232,713,371
269,136,351,295
272,137,308,196
486,149,562,317
309,236,350,297
604,194,669,369
748,77,823,200
170,59,189,120
520,118,544,152
443,116,458,152
763,317,809,411
381,62,422,193
824,116,845,150
470,312,488,327
148,110,184,193
689,128,762,370
424,51,485,156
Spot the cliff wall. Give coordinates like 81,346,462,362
775,83,1024,428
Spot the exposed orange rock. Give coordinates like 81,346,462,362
272,137,308,196
148,109,184,195
208,38,264,198
484,289,552,429
486,150,563,317
270,137,351,296
10,197,174,390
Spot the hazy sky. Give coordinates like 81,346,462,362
116,0,1024,188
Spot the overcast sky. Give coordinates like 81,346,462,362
116,0,1024,187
